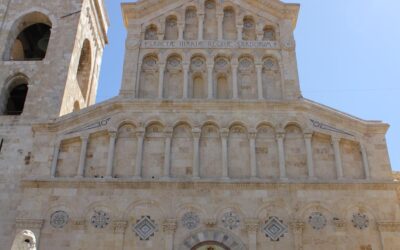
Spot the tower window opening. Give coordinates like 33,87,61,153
5,83,28,115
11,23,51,60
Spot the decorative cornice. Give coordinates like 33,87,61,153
16,219,44,230
377,221,400,232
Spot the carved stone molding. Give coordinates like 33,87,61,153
289,221,305,233
332,218,347,232
162,219,177,233
70,219,87,230
16,219,44,230
377,221,400,232
112,220,128,233
204,218,217,228
245,218,259,232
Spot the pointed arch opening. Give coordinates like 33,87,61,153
1,75,29,116
7,12,52,61
77,40,92,101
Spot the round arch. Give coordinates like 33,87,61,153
179,228,246,250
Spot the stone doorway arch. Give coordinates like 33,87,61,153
179,228,246,250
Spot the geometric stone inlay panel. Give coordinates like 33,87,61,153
182,212,200,230
90,210,110,229
133,216,157,241
222,211,240,230
352,213,369,230
308,212,327,230
263,216,288,241
50,211,69,229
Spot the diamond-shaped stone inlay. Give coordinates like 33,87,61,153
352,213,369,230
50,211,69,229
263,216,288,241
133,216,157,241
222,211,240,230
90,210,110,229
308,212,327,230
182,212,200,230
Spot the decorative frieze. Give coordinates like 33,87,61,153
140,40,279,49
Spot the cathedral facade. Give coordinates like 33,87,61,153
0,0,399,249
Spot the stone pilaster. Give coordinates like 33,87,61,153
249,130,258,178
135,128,145,178
207,62,214,99
331,137,344,180
183,63,190,99
276,132,287,180
255,63,263,100
220,128,229,179
77,134,89,178
231,60,239,99
158,63,166,98
50,139,61,177
106,131,117,178
112,220,128,250
304,133,315,179
245,219,259,250
163,128,173,179
163,219,177,250
290,221,305,250
192,128,201,179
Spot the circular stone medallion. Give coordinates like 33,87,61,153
222,212,241,230
91,210,111,229
182,212,200,230
50,211,69,229
352,213,369,230
308,212,327,230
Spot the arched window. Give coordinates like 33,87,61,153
223,7,237,40
243,17,256,40
76,40,92,100
2,76,29,116
165,16,178,40
263,26,276,41
7,12,52,61
145,25,158,40
204,0,217,40
184,7,198,40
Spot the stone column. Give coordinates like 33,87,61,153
231,62,239,99
15,219,44,249
255,63,263,100
163,219,177,250
50,139,61,177
290,221,305,250
158,63,166,98
183,63,190,99
360,143,370,180
245,219,259,250
135,129,145,178
163,128,173,179
276,133,287,180
304,133,315,179
192,128,201,179
207,63,214,99
112,220,128,250
178,23,184,40
135,63,142,98
217,13,224,40
221,128,229,179
106,131,117,178
249,130,258,178
198,13,204,40
77,135,89,178
236,24,243,40
332,137,344,180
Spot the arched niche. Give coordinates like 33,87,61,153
238,56,256,99
139,55,159,98
7,12,52,61
284,124,307,179
256,124,279,179
164,55,183,99
165,15,178,40
145,24,158,40
214,57,231,99
184,7,198,40
242,16,256,40
73,101,80,112
223,7,237,40
190,56,206,98
263,26,276,41
76,40,92,101
1,75,29,116
142,123,165,179
262,56,282,100
200,123,222,178
114,124,137,178
204,0,217,40
228,124,250,178
171,123,193,178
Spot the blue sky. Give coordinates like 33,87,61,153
98,0,400,171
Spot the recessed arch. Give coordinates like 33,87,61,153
76,39,92,101
1,74,29,115
179,228,246,250
144,24,158,40
6,11,52,61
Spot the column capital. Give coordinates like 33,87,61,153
198,13,205,18
158,63,166,69
108,130,118,138
377,221,400,232
164,127,174,138
289,221,305,233
276,132,285,140
248,130,257,140
220,128,229,138
135,128,145,138
163,219,177,233
245,218,259,232
81,134,90,141
331,136,341,144
304,132,313,140
112,220,128,234
192,128,202,138
182,62,190,70
333,218,347,232
206,63,214,70
255,63,263,69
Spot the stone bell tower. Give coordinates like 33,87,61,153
0,0,109,120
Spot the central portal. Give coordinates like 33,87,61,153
192,241,230,250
